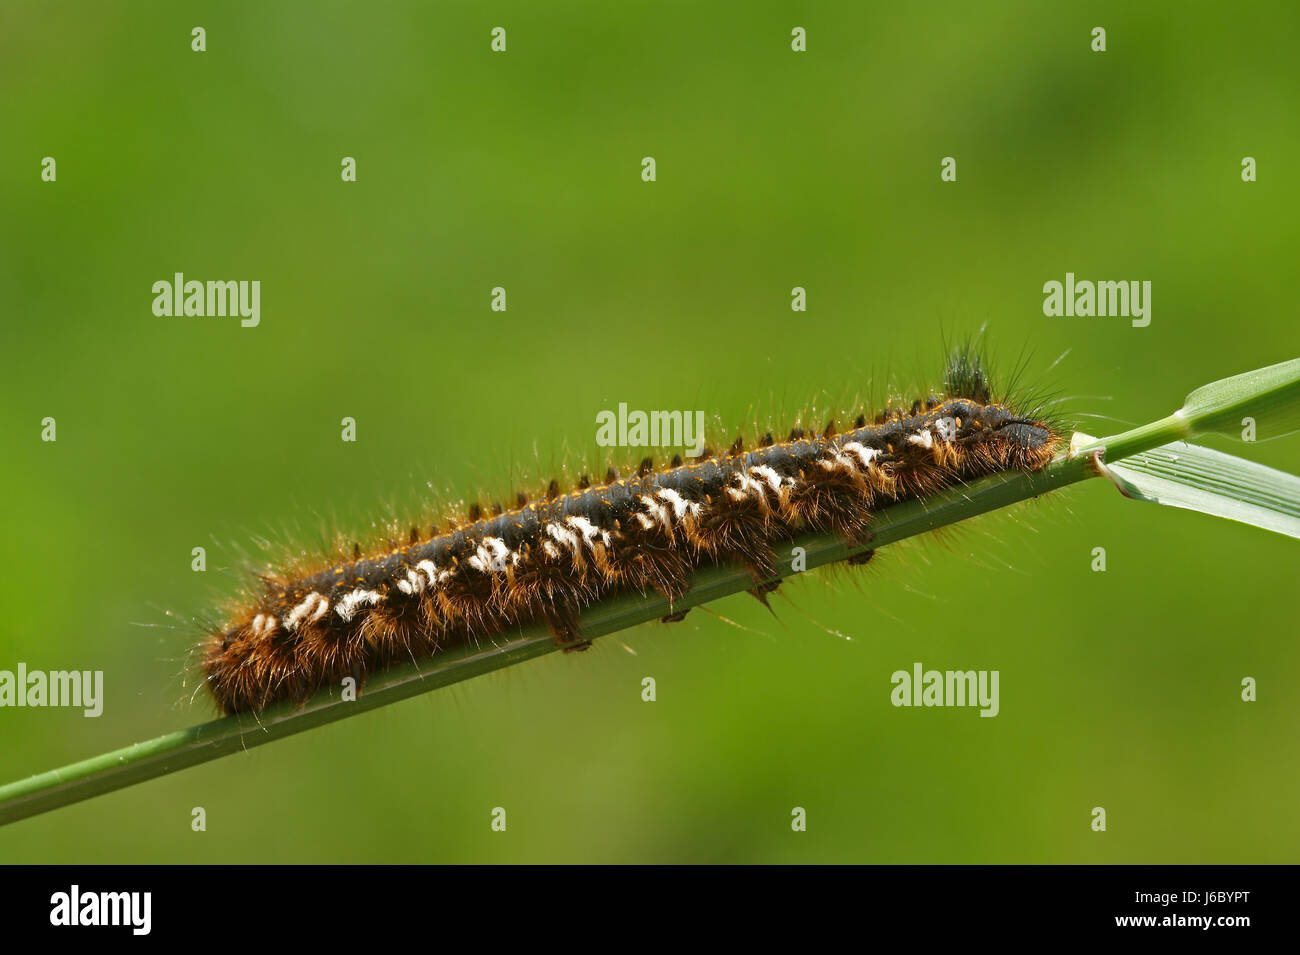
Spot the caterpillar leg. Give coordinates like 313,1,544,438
748,579,781,609
542,606,591,651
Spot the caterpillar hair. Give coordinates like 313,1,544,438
199,346,1063,714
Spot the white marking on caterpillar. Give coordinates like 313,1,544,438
415,560,443,586
934,416,958,442
542,540,561,558
397,559,444,593
656,488,699,519
566,515,611,550
907,429,934,449
285,592,329,631
546,522,582,555
839,442,880,470
726,470,770,502
336,589,384,622
750,465,789,493
469,536,512,573
817,453,856,473
251,614,276,636
640,494,671,530
635,512,655,530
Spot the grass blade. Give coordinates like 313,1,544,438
0,452,1095,827
1104,442,1300,539
1178,356,1300,439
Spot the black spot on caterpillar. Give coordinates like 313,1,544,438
200,348,1061,714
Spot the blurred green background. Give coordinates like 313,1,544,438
2,1,1297,863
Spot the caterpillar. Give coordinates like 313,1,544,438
200,349,1062,714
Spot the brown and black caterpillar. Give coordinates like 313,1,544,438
200,349,1062,714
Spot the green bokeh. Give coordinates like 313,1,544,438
1,1,1297,863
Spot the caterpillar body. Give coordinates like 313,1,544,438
200,351,1061,714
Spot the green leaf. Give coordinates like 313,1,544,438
1104,441,1300,539
1070,357,1300,465
1178,356,1300,440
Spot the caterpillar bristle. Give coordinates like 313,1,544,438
199,350,1064,715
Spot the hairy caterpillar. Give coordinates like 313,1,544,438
200,350,1061,714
